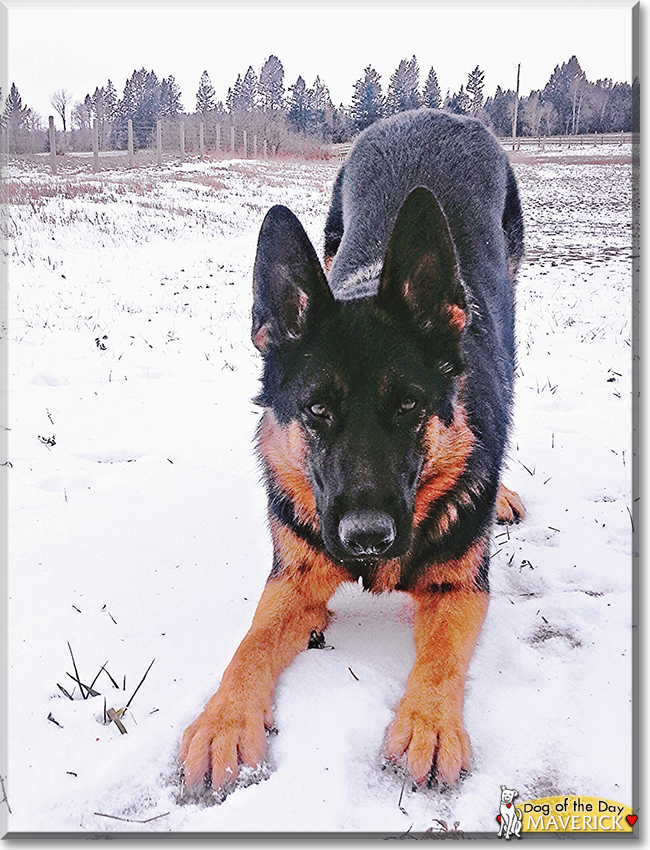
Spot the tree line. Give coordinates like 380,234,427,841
0,53,635,156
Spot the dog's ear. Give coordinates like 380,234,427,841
378,187,467,341
252,205,334,352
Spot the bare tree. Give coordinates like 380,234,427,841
50,88,72,131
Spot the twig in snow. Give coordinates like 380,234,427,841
47,713,63,728
124,658,155,712
57,683,74,700
66,671,100,698
67,642,87,699
518,460,536,476
106,707,128,735
94,811,169,824
102,605,117,625
348,667,359,681
0,775,12,814
397,773,409,815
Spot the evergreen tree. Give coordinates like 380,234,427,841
116,68,162,148
350,66,384,130
484,86,516,136
542,55,587,135
161,76,183,117
287,75,309,133
240,66,258,111
195,70,215,115
3,83,30,132
423,67,441,109
310,76,334,140
386,56,421,115
3,83,39,153
445,85,471,115
259,55,285,111
466,66,485,116
227,74,244,112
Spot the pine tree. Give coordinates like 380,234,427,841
386,56,421,115
484,86,514,136
3,83,38,153
423,67,441,109
161,76,183,117
350,66,384,130
227,74,243,113
3,83,30,131
542,56,587,135
445,85,471,115
195,70,215,116
116,68,162,148
259,55,285,111
240,66,258,112
287,75,308,133
466,66,485,116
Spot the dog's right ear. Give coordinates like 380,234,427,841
252,205,334,353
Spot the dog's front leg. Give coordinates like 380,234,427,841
384,546,489,787
180,565,344,793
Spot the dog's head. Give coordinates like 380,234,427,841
252,188,470,567
500,786,519,804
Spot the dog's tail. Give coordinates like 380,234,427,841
324,166,345,268
502,164,524,279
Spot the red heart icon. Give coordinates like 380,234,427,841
507,803,512,808
627,815,637,827
496,815,501,823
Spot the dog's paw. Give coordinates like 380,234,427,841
384,699,471,788
179,690,273,795
495,484,525,524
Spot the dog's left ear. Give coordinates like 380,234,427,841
252,205,334,352
378,187,467,340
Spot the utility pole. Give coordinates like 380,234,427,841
512,63,520,150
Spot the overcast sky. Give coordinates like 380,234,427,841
2,1,636,126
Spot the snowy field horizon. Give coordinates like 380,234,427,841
2,138,636,836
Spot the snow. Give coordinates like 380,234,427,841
2,144,634,836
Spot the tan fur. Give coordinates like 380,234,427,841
384,535,490,786
259,412,319,529
496,482,525,523
412,406,474,528
180,563,348,792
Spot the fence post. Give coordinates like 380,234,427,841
49,116,57,174
216,124,221,154
157,119,162,166
243,129,247,158
199,121,205,156
92,118,99,172
263,138,268,159
231,125,235,154
127,118,134,167
180,120,185,161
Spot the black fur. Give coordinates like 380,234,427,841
253,109,523,590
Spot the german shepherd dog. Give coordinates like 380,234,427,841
180,109,525,795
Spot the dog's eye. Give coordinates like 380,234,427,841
308,402,329,419
397,396,418,415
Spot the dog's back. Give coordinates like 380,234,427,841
325,109,524,481
325,109,523,301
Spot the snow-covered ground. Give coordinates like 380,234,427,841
2,142,635,836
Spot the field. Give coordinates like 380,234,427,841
1,139,635,836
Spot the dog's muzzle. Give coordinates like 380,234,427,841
337,509,397,558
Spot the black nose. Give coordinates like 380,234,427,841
338,510,396,557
